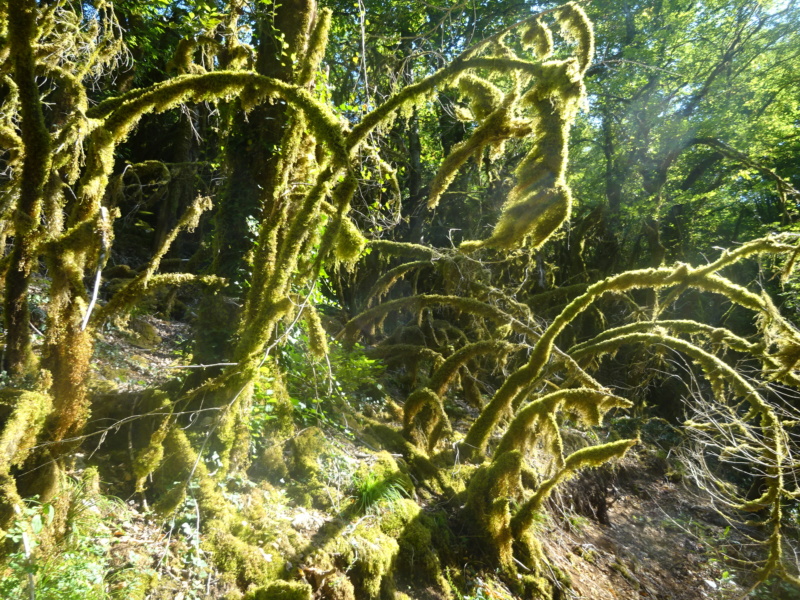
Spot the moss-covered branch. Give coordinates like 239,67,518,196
340,294,537,342
463,235,799,457
510,438,637,537
365,261,434,307
494,388,631,458
568,319,758,355
427,340,518,397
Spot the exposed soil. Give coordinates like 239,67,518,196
543,459,770,600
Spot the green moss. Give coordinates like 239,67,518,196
0,388,53,469
251,444,289,483
298,9,332,87
303,304,329,359
364,425,448,496
427,107,520,210
0,388,53,526
151,427,228,519
289,427,326,480
243,580,312,600
495,388,631,458
464,451,522,571
319,572,355,600
368,240,437,261
333,217,366,267
521,18,553,58
331,524,398,599
342,295,534,345
379,497,421,537
556,3,594,74
402,388,451,452
428,341,516,397
511,438,637,538
377,499,451,592
365,261,432,307
457,74,503,121
353,451,413,500
207,524,284,589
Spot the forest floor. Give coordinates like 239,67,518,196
57,315,794,600
546,464,759,600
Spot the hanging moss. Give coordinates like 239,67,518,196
428,106,529,211
302,304,329,359
494,388,630,458
568,319,757,356
369,240,437,261
457,74,504,121
464,238,800,457
402,388,452,452
566,326,793,579
555,3,594,74
428,340,517,397
334,217,366,267
365,261,432,307
521,18,554,59
167,38,206,75
341,294,535,344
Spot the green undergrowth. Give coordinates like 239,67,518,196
0,469,154,600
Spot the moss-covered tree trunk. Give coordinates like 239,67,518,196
194,0,318,366
2,0,51,378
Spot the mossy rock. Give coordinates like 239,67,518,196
379,498,420,537
332,523,398,599
354,451,400,481
206,525,284,589
379,499,451,591
319,572,356,600
126,317,163,348
364,425,442,493
436,462,476,495
286,478,331,510
288,427,326,479
250,444,289,483
244,580,312,600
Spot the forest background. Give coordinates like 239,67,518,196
1,0,800,598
